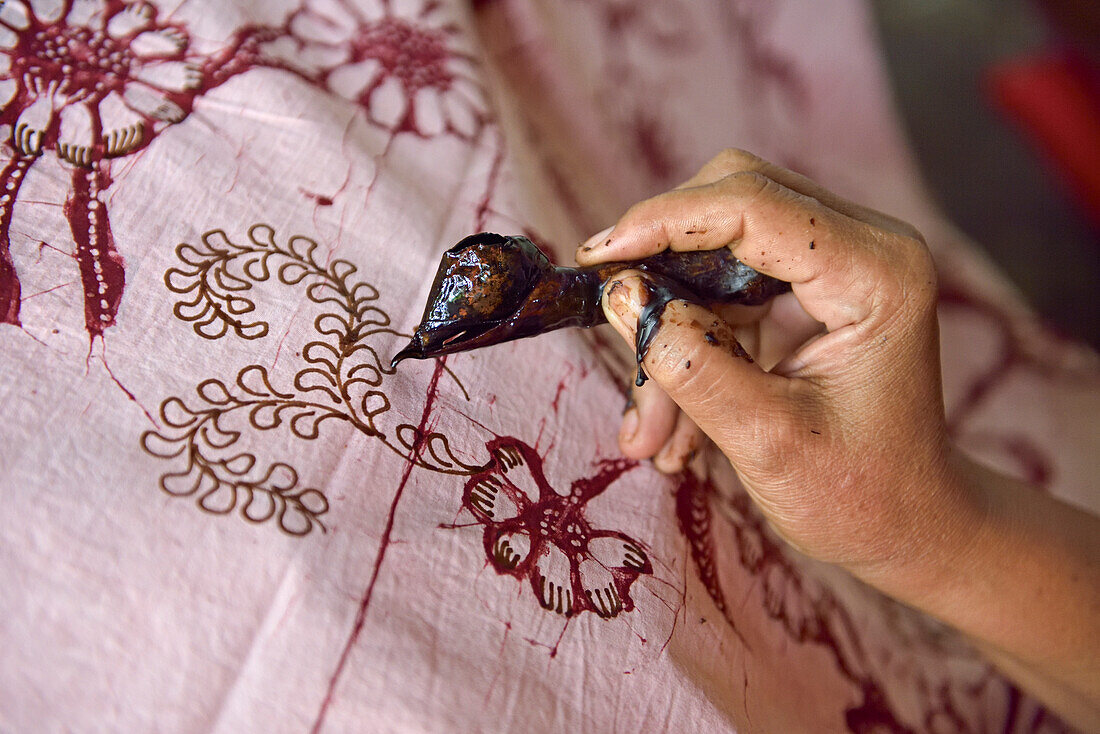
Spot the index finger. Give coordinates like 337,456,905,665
577,171,935,332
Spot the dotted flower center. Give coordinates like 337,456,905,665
20,27,135,96
357,18,452,92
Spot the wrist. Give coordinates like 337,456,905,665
845,443,992,607
849,445,1100,728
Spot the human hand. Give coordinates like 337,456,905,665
577,149,969,582
578,150,1100,729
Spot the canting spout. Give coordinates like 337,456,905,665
390,340,425,367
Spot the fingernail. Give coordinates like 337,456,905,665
620,406,639,444
603,276,642,335
580,225,614,252
653,441,679,474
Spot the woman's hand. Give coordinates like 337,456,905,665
578,149,1100,728
578,148,954,578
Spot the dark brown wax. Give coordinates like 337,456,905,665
391,233,789,367
632,274,692,387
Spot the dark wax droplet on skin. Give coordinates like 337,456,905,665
633,274,701,387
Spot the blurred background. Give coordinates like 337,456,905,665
870,0,1099,348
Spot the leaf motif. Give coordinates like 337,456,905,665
141,430,187,459
173,298,213,323
279,260,311,285
279,505,313,536
352,343,391,374
160,464,204,497
345,372,383,391
199,483,238,514
241,488,276,523
396,425,483,474
176,242,214,267
305,280,347,310
170,283,206,309
349,282,380,302
290,409,324,439
360,390,389,421
263,462,299,491
193,311,231,340
197,379,233,405
223,294,257,316
203,229,238,254
236,321,268,339
316,313,351,338
237,364,291,399
426,438,456,469
346,371,381,396
247,223,278,250
222,452,256,475
355,304,390,327
242,252,273,281
249,402,282,430
199,420,240,450
302,341,340,373
295,368,341,402
329,259,357,282
164,266,203,292
159,397,199,428
286,235,319,266
293,488,328,515
212,266,253,293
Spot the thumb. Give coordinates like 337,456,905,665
601,272,795,459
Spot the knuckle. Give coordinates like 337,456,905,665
645,328,704,385
711,147,762,173
892,233,938,307
721,169,774,200
619,194,668,232
641,305,732,416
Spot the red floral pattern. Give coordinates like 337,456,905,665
0,0,202,335
280,0,485,138
0,0,487,338
463,437,652,618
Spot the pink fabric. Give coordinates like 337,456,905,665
1,0,1097,731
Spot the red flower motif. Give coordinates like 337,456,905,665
0,0,491,340
0,0,201,163
0,0,204,337
463,437,651,618
282,0,485,138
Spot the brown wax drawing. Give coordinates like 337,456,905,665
143,224,654,622
144,224,479,536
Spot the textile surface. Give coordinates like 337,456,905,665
1,0,1097,731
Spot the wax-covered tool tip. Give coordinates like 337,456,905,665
390,342,424,368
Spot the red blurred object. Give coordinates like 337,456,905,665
987,51,1100,232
